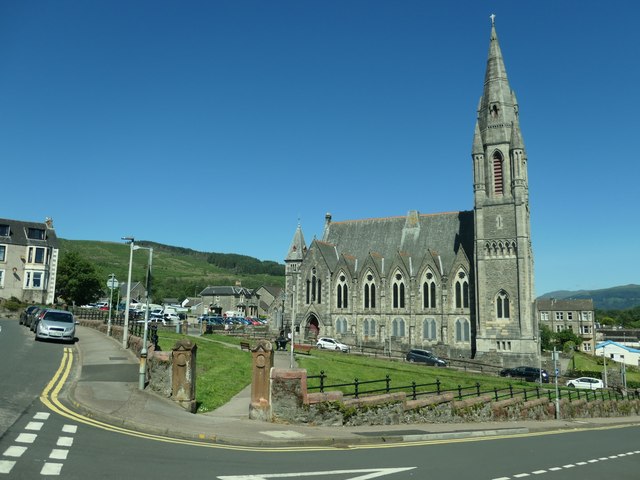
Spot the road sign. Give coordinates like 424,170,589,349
107,278,119,289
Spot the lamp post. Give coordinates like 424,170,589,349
133,245,153,390
106,274,118,337
122,236,135,349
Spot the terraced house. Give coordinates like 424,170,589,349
283,19,538,367
0,217,59,305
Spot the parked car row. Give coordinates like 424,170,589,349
19,306,78,343
198,315,266,326
499,366,550,383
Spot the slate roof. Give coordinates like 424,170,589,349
320,210,474,275
200,286,256,297
537,298,594,311
0,217,58,248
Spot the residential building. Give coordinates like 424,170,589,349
536,298,596,353
200,284,259,318
282,19,539,366
0,217,59,305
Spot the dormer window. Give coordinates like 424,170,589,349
0,225,9,236
27,228,45,240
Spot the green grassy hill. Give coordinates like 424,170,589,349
58,239,284,300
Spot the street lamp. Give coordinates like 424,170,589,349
133,245,153,390
122,236,135,349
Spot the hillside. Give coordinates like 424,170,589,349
58,239,285,300
538,284,640,310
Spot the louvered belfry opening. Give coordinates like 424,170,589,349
493,151,504,195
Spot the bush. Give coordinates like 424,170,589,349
3,298,22,312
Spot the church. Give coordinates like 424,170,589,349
283,19,538,367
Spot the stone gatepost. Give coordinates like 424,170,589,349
249,340,274,421
172,339,197,413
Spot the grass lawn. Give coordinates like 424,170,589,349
157,331,555,412
571,351,640,384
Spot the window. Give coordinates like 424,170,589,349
24,270,44,289
556,325,563,332
567,312,573,320
423,318,437,340
555,312,564,321
28,247,46,264
306,268,320,304
392,272,405,309
455,318,470,342
493,151,504,195
363,318,376,337
392,317,405,337
363,273,376,308
0,245,5,262
455,271,469,309
27,228,45,240
540,312,549,321
580,311,592,321
423,271,436,309
583,342,592,352
335,317,348,334
581,325,591,335
0,269,4,288
337,274,348,309
0,225,9,236
496,290,510,319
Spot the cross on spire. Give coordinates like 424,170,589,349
490,13,496,25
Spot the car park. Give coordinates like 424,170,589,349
566,377,604,389
499,366,549,383
316,337,350,353
35,309,77,343
406,349,447,367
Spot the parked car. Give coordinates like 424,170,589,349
35,309,77,343
499,366,549,383
19,305,39,325
29,307,48,332
406,349,447,367
316,337,350,353
566,377,604,389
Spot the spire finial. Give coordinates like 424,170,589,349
490,13,496,25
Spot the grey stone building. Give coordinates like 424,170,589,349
283,20,538,366
536,298,596,354
0,217,59,305
199,284,259,318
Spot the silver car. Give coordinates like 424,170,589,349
316,337,350,353
35,309,77,343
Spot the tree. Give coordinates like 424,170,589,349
55,251,103,306
553,329,583,352
539,324,554,351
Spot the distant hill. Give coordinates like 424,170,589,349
58,239,284,300
538,284,640,310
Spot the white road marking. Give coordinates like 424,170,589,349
531,471,546,475
62,425,77,434
588,459,599,463
50,449,69,460
548,467,562,471
15,433,37,444
218,467,417,479
56,436,74,447
25,421,44,431
0,460,16,474
575,462,587,465
562,464,575,468
513,474,530,478
34,412,51,420
2,446,27,457
41,462,63,475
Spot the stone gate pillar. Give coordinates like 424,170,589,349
172,339,197,413
249,340,274,421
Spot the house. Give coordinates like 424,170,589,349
536,298,596,353
0,217,59,305
200,284,259,318
595,340,640,367
255,285,283,320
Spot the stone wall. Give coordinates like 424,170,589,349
269,368,640,426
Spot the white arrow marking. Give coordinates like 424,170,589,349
218,467,416,480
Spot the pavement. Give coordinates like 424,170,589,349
60,325,640,448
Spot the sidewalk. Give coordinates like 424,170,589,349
62,326,640,447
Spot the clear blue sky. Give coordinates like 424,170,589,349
2,1,638,296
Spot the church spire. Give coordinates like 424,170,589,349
286,222,307,262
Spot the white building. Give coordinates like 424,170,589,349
595,340,640,367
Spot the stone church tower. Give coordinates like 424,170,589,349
472,18,537,363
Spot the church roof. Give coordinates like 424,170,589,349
320,210,474,275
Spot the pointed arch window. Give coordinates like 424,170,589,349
392,272,405,309
493,151,504,195
392,317,405,337
454,271,469,309
455,318,470,342
336,274,348,309
496,290,510,319
306,268,320,304
363,272,376,309
423,318,437,340
335,317,348,334
363,318,376,337
422,271,437,309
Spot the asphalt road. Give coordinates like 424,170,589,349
2,317,639,479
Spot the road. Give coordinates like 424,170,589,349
1,318,639,479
